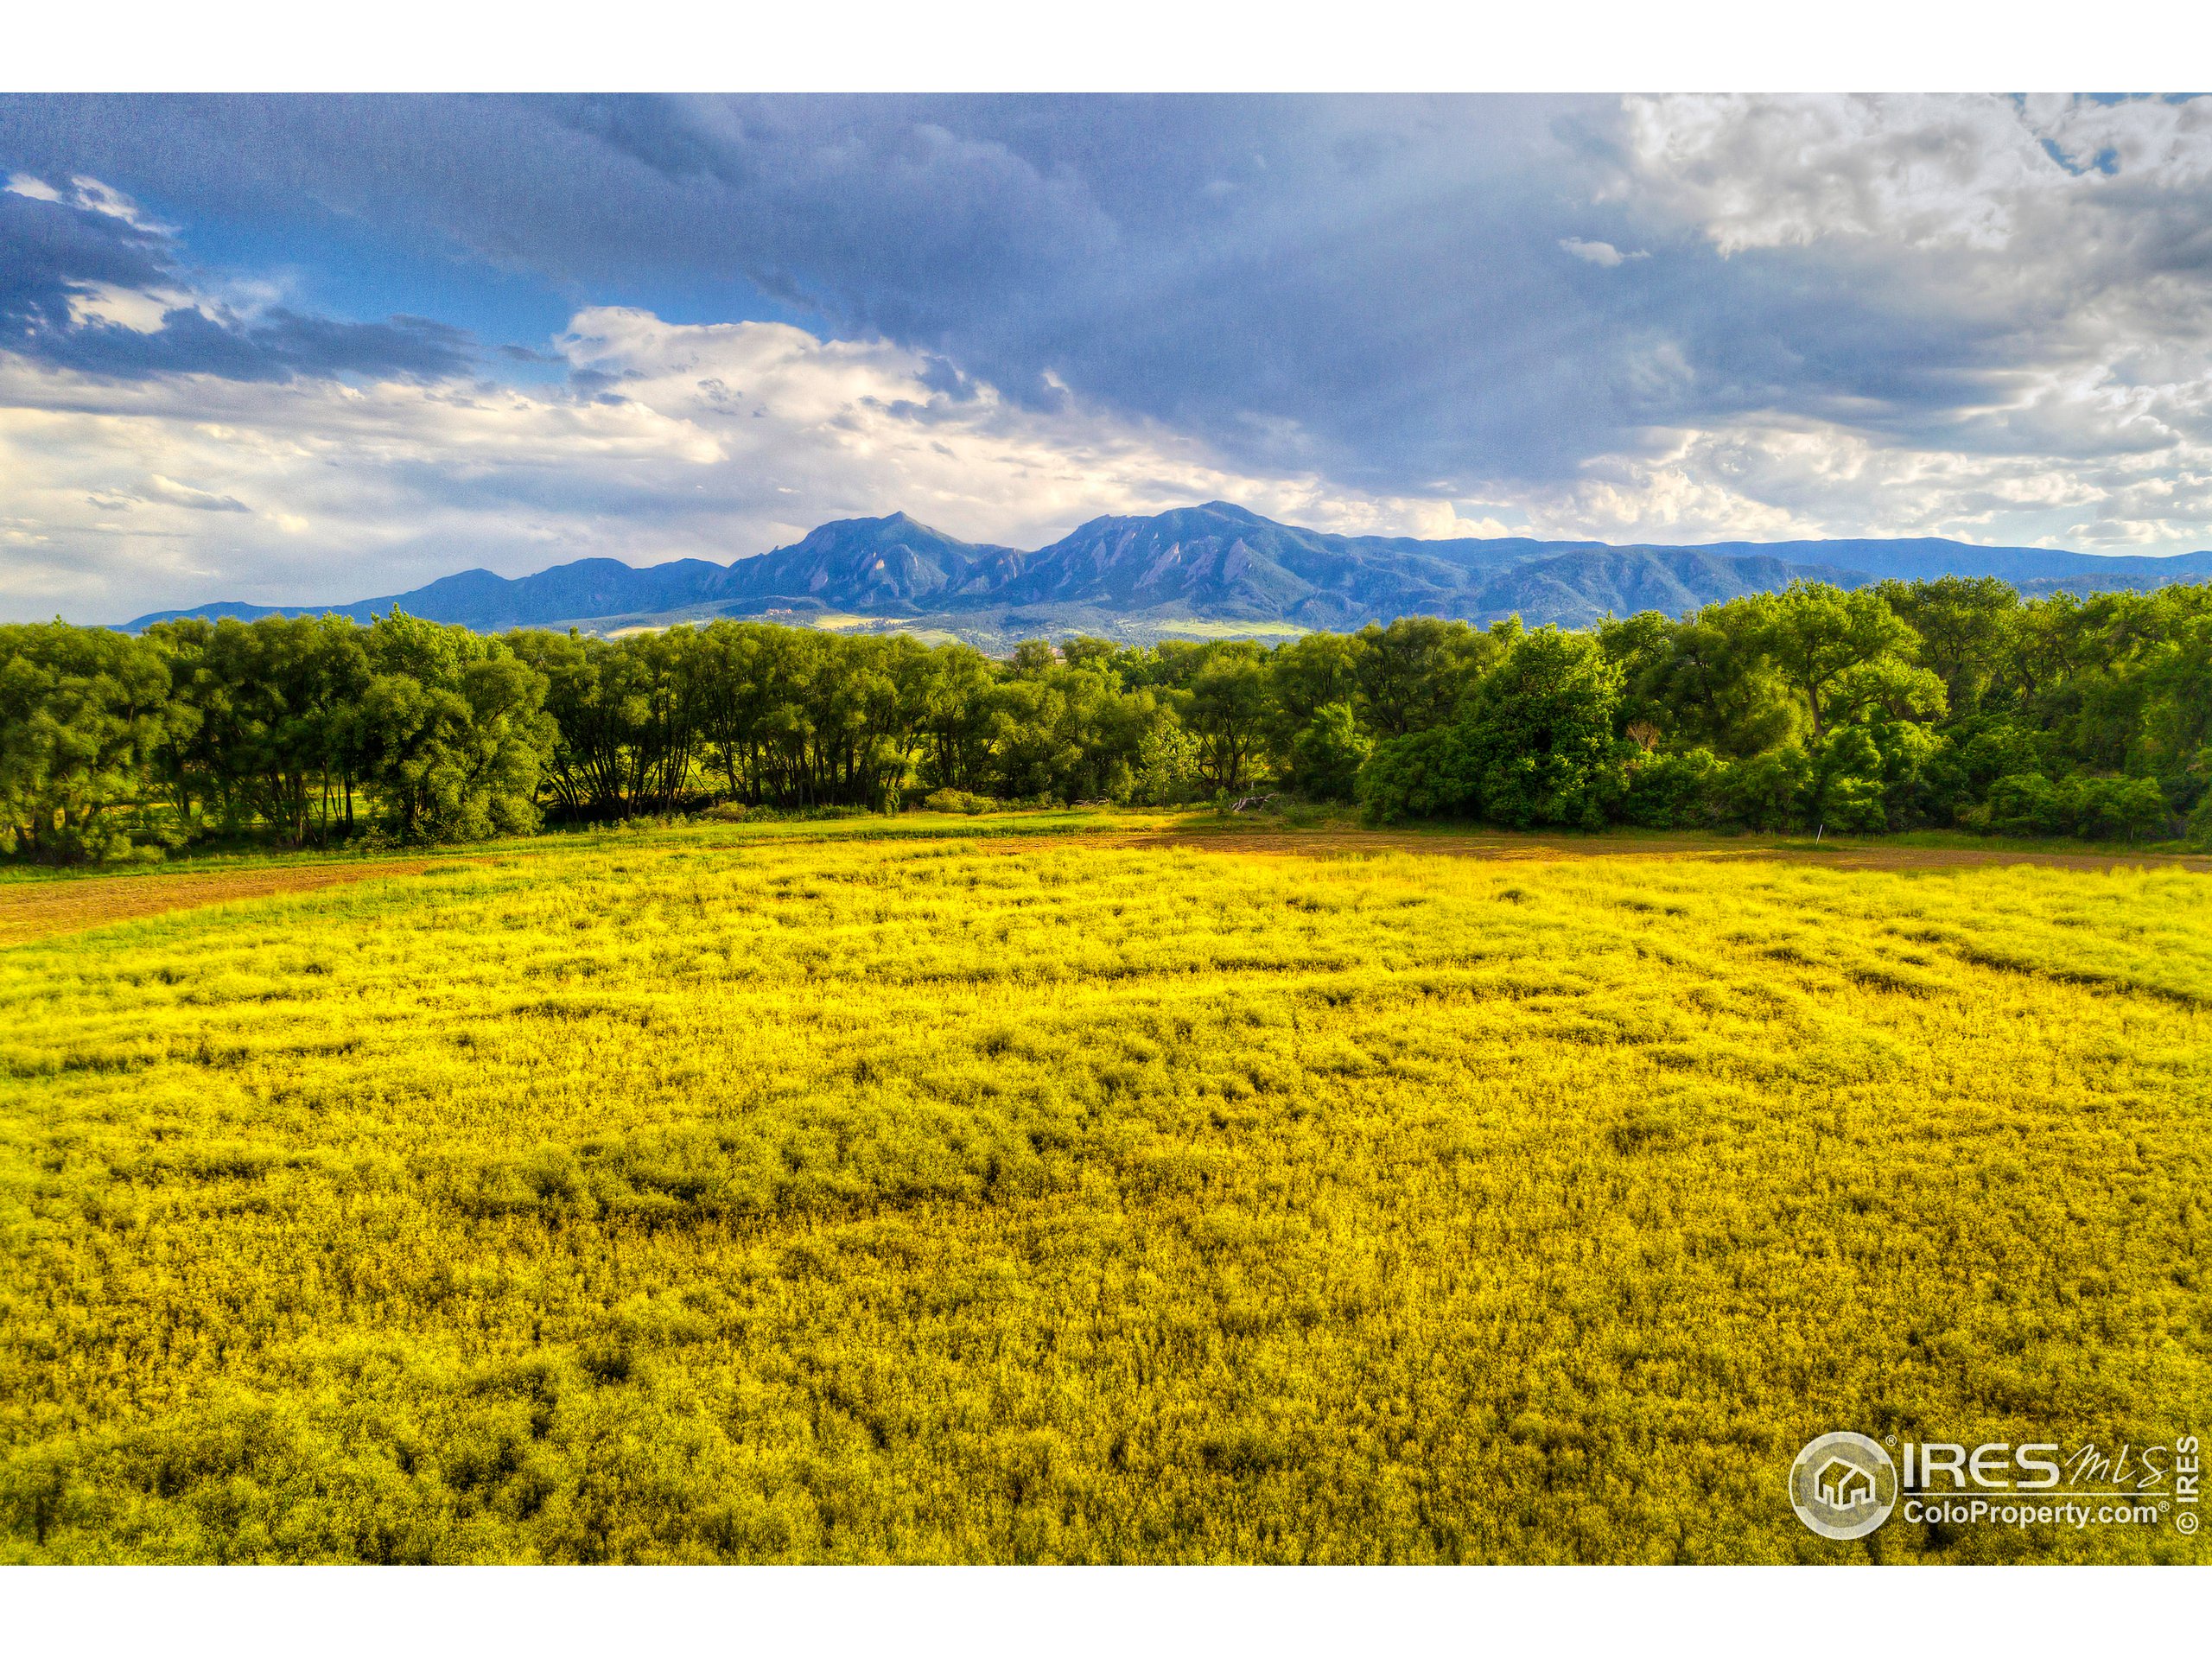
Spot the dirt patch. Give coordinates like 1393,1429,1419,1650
0,860,448,947
968,828,2212,874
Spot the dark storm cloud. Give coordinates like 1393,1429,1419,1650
3,93,2209,519
0,92,2032,493
0,168,473,381
0,183,169,324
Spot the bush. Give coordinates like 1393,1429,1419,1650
1809,727,1891,835
1131,719,1203,807
1983,772,2060,836
1288,702,1371,803
2068,776,2170,842
731,804,880,824
1971,772,2170,841
921,788,994,816
1355,727,1478,824
1619,748,1721,829
2190,791,2212,851
1714,744,1814,833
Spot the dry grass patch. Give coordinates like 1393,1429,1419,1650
0,861,453,948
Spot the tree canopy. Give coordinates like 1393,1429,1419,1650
5,575,2211,861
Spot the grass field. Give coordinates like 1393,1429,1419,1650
2,818,2208,1562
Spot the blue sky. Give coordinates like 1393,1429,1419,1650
3,93,2210,620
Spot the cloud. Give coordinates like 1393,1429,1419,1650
142,474,249,512
0,170,475,383
1618,93,2212,257
0,307,1508,620
1560,238,1646,267
5,94,2212,620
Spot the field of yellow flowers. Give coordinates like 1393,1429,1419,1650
2,821,2207,1562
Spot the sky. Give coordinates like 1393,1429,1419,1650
3,92,2210,622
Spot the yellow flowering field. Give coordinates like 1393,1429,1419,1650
2,824,2207,1562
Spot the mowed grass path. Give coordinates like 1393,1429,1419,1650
1,829,2207,1562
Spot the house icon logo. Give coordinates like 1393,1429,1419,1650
1815,1458,1878,1510
1789,1433,1898,1540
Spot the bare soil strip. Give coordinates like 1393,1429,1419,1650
6,828,2202,949
0,861,442,947
982,829,2212,874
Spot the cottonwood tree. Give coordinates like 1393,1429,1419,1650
0,623,180,862
1761,582,1921,741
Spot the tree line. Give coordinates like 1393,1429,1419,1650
3,575,2209,861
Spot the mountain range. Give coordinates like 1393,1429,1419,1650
124,501,2212,645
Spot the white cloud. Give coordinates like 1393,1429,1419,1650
64,283,191,334
1619,94,2056,254
142,475,251,513
3,169,171,231
1485,396,2212,554
1560,237,1644,267
1554,95,2212,552
63,173,169,233
9,274,2212,623
0,309,1513,620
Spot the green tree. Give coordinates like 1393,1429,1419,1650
1716,744,1814,833
1456,627,1625,829
1353,616,1492,738
1131,714,1203,806
1267,631,1366,772
1354,725,1480,824
1180,643,1272,793
1808,727,1891,834
149,615,372,847
1878,575,2019,717
1761,583,1919,740
1288,701,1371,801
357,612,554,841
1619,600,1798,759
0,623,180,862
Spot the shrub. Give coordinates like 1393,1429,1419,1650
2067,776,2170,842
1983,772,2065,837
1287,702,1371,803
1131,719,1203,807
1355,727,1478,824
1808,727,1891,835
1619,748,1721,829
921,788,994,816
1709,744,1812,833
1455,628,1625,830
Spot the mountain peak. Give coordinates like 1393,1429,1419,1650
119,504,2212,638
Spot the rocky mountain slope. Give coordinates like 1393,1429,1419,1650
125,501,2212,639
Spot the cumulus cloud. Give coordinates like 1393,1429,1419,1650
1572,94,2212,550
1619,93,2212,256
0,307,1510,620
